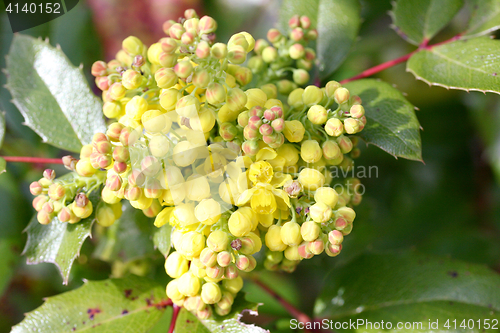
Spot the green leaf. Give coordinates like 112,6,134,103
0,111,5,148
11,275,169,333
153,223,172,257
391,0,464,45
279,0,361,79
407,37,500,94
0,238,20,295
93,202,156,263
5,34,105,153
22,189,101,284
175,294,268,333
343,79,422,161
465,0,500,38
0,157,5,175
315,251,500,330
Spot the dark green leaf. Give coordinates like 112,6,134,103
23,189,101,284
465,0,500,38
175,294,268,333
153,223,172,257
0,238,19,295
407,37,500,94
93,202,156,263
5,34,105,153
315,251,500,330
391,0,464,45
344,79,422,161
0,157,5,174
11,275,169,333
0,111,5,148
279,0,361,79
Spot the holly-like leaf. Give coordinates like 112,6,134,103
5,34,105,153
279,0,361,79
315,251,500,329
153,223,172,258
0,111,5,148
175,294,268,333
11,275,169,333
407,37,500,94
465,0,500,38
344,79,422,161
390,0,464,45
23,190,101,284
93,202,156,263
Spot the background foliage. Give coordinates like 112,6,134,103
1,0,500,332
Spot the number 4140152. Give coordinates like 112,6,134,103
5,2,61,14
444,319,498,330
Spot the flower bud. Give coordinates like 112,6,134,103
290,27,304,41
265,225,287,252
109,82,127,101
344,118,360,134
293,69,309,85
30,181,43,195
76,159,97,177
185,174,210,201
325,243,342,257
166,280,184,302
161,37,178,53
199,15,217,34
201,282,222,304
262,46,277,63
310,202,332,223
237,111,250,127
211,43,227,59
302,86,322,106
37,210,52,225
155,68,177,89
307,105,328,125
283,120,305,142
233,66,253,87
228,207,255,237
181,31,195,45
216,251,232,267
103,101,122,119
334,87,350,104
106,123,124,142
159,52,177,67
325,118,344,137
192,67,211,88
72,199,93,219
91,61,107,77
281,221,302,246
206,264,224,279
164,251,189,279
122,36,144,56
350,104,365,118
122,70,142,90
168,23,185,40
195,199,221,225
320,141,341,161
126,95,148,120
242,140,259,156
289,43,305,59
226,88,247,112
300,221,321,242
328,230,344,246
206,82,226,105
337,135,353,154
337,206,356,223
173,61,193,79
207,230,229,253
140,156,161,177
284,245,301,261
298,168,325,191
298,242,314,259
177,272,201,297
301,140,322,163
278,80,297,95
271,118,285,132
95,202,117,227
325,81,341,98
160,88,181,111
227,45,247,65
267,28,282,44
48,183,65,201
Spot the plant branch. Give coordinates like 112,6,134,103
168,304,181,333
340,34,462,84
1,156,64,164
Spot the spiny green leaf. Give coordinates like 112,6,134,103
153,223,172,258
407,37,500,94
465,0,500,38
279,0,361,80
344,79,422,161
11,275,169,333
5,34,105,153
0,111,5,148
315,251,500,330
23,188,101,284
175,294,268,333
93,202,156,263
391,0,464,45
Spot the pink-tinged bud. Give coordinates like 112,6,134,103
95,141,112,155
107,60,121,71
106,174,122,192
199,15,217,34
30,181,43,195
325,80,341,98
306,29,318,41
159,52,177,68
62,155,77,171
290,27,304,41
181,31,195,45
305,48,316,62
237,111,250,127
37,210,52,225
93,132,108,144
97,155,113,169
211,43,227,59
300,15,311,29
113,162,127,174
288,14,300,29
196,41,210,59
95,76,110,91
43,169,55,181
268,132,285,149
247,115,263,130
289,43,305,60
122,70,142,90
293,69,310,85
119,127,138,147
109,82,126,100
206,264,224,279
144,179,162,199
267,28,282,44
200,248,218,267
243,125,259,140
234,67,253,86
262,133,278,145
133,55,145,68
254,39,269,55
106,123,124,142
334,87,350,104
351,95,362,105
125,186,142,201
58,206,74,222
192,67,211,88
271,106,283,117
328,230,344,245
184,9,198,19
325,118,344,137
326,243,342,257
259,123,273,136
128,169,146,187
91,61,107,77
284,180,302,197
75,193,89,208
344,118,360,134
33,195,48,211
169,23,185,40
323,141,342,160
262,46,278,63
271,118,285,132
264,109,276,121
80,145,93,160
235,255,249,271
206,82,226,105
217,251,232,267
224,264,239,279
245,256,257,272
350,105,365,118
249,106,264,118
242,140,259,156
162,19,176,35
112,146,130,163
220,122,238,141
48,183,65,200
228,45,247,65
334,217,348,230
155,67,178,89
308,239,324,255
239,237,255,255
298,242,314,259
173,61,193,79
337,135,353,154
161,37,178,54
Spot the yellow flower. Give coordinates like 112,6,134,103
248,160,273,184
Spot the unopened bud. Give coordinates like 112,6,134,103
293,69,309,85
91,61,107,77
325,118,344,137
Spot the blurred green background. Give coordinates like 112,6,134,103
1,0,499,331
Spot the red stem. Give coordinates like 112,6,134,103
1,156,64,164
168,304,181,333
340,34,462,84
252,277,319,332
